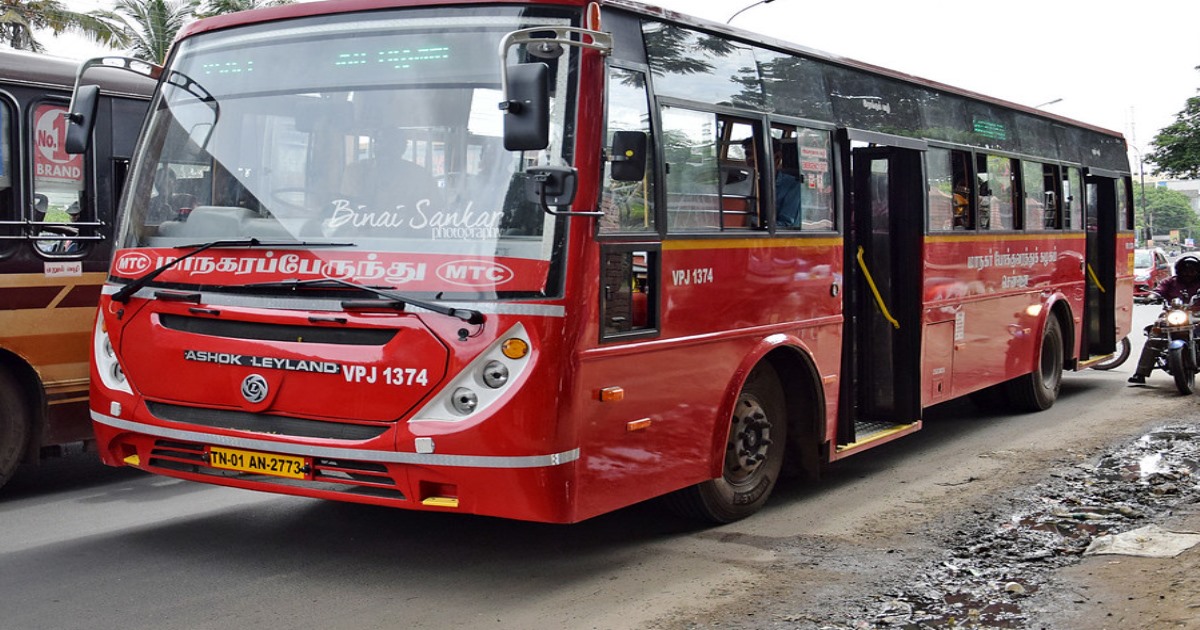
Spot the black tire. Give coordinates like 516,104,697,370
1090,336,1132,371
1167,345,1196,395
666,364,787,523
1006,317,1064,412
0,369,31,490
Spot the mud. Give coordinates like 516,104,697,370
658,422,1200,629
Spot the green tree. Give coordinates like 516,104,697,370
1146,68,1200,179
1135,185,1198,238
196,0,290,19
0,0,124,52
97,0,197,64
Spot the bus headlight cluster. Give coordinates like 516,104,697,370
93,316,133,395
412,323,532,423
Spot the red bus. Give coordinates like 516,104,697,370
0,50,150,490
71,0,1133,522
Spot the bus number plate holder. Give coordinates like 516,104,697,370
208,446,309,480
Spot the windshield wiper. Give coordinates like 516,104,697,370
111,239,355,303
250,277,485,325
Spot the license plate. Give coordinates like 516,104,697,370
208,446,309,480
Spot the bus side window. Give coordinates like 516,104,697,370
1022,160,1047,231
929,149,972,232
978,154,1016,230
1063,167,1083,230
601,247,657,338
0,99,13,248
31,101,88,255
718,118,762,230
600,67,655,233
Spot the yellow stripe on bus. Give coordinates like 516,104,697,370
924,233,1086,244
663,236,842,251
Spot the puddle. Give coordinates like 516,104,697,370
843,424,1200,628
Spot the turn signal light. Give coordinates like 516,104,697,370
501,338,529,359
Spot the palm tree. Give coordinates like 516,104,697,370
196,0,290,19
97,0,198,64
0,0,125,53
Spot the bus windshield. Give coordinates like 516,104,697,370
118,7,577,297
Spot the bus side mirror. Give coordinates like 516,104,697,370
609,131,647,182
65,84,100,154
501,63,549,151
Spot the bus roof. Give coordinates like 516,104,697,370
0,48,154,98
174,0,1123,141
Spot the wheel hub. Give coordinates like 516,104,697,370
725,396,773,484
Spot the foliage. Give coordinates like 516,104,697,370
1146,68,1200,179
1134,185,1198,236
0,0,123,52
195,0,290,19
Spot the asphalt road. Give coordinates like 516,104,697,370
1,304,1190,630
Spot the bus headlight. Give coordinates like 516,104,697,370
482,360,509,388
451,388,479,414
410,323,532,423
93,317,133,395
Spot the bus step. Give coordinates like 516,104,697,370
836,420,919,453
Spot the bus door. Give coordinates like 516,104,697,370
839,131,926,451
1081,169,1121,359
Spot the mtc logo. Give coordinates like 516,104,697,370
114,252,153,275
436,261,514,287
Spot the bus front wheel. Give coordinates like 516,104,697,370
0,369,31,490
667,364,787,523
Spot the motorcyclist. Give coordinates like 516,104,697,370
1128,254,1200,383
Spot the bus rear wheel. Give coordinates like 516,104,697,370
0,369,31,489
1006,317,1064,412
667,364,787,523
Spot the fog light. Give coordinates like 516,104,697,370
451,388,478,414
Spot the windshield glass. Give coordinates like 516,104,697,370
1134,250,1152,269
117,7,578,297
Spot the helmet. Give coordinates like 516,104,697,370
1176,255,1200,276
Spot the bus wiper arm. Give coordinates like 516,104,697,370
111,239,355,303
259,277,485,325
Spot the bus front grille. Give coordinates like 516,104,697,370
148,439,406,501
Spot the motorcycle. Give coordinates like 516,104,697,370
1143,292,1200,394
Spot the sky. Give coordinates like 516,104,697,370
43,0,1200,169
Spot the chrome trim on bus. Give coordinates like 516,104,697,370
91,411,579,469
99,285,566,317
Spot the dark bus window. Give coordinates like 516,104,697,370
928,148,973,231
1022,160,1061,231
979,154,1017,230
1063,166,1083,230
0,99,14,250
771,125,834,231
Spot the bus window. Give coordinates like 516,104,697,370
31,102,87,255
661,106,765,231
0,99,13,248
600,67,655,233
602,247,657,337
1117,177,1134,230
979,154,1017,230
929,149,973,231
1063,166,1083,230
1022,160,1049,231
720,118,763,229
772,125,833,231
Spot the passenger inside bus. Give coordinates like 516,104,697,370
342,128,443,221
744,138,802,228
